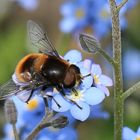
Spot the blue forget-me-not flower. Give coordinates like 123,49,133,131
123,126,140,140
59,0,138,38
3,49,112,139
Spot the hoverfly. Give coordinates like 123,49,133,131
0,20,83,106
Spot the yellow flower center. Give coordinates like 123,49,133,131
100,8,110,19
136,136,140,140
75,8,85,19
93,74,100,84
71,90,83,101
84,26,93,34
26,99,39,110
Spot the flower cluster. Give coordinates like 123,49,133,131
3,50,112,139
3,96,109,140
3,96,78,140
59,0,138,38
50,50,112,121
123,126,140,140
12,50,112,121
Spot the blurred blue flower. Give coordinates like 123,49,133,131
89,104,110,120
21,96,45,130
3,124,16,140
13,96,45,137
123,47,140,82
123,126,140,140
3,96,78,140
59,0,88,33
10,0,39,11
55,127,78,140
35,126,78,140
59,0,138,38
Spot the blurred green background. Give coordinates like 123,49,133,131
0,0,140,139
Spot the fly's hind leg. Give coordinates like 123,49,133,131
40,85,49,108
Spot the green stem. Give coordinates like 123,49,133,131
117,0,128,11
122,81,140,100
26,122,51,140
26,108,53,140
109,0,124,140
98,48,115,66
79,33,115,66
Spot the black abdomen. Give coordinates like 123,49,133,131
41,56,69,85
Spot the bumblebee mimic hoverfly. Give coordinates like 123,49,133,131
0,20,83,105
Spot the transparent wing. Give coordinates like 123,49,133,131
0,79,49,100
27,20,60,57
0,79,21,100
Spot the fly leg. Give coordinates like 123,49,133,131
56,85,83,110
40,85,49,107
40,85,61,108
56,84,65,96
25,88,35,104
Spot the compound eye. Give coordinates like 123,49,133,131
63,70,76,88
70,65,80,74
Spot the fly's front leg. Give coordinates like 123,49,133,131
56,85,82,109
25,89,34,104
56,84,65,96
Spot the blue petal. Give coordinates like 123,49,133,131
81,76,93,89
76,61,84,69
60,2,75,16
100,75,113,86
91,64,102,76
3,124,15,140
70,101,90,121
12,96,25,120
78,67,93,89
64,50,82,63
83,59,93,71
59,17,77,33
51,94,71,112
80,67,90,75
18,0,38,11
84,87,105,105
123,127,136,140
97,85,110,96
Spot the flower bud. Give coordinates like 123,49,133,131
52,116,69,128
4,99,17,124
